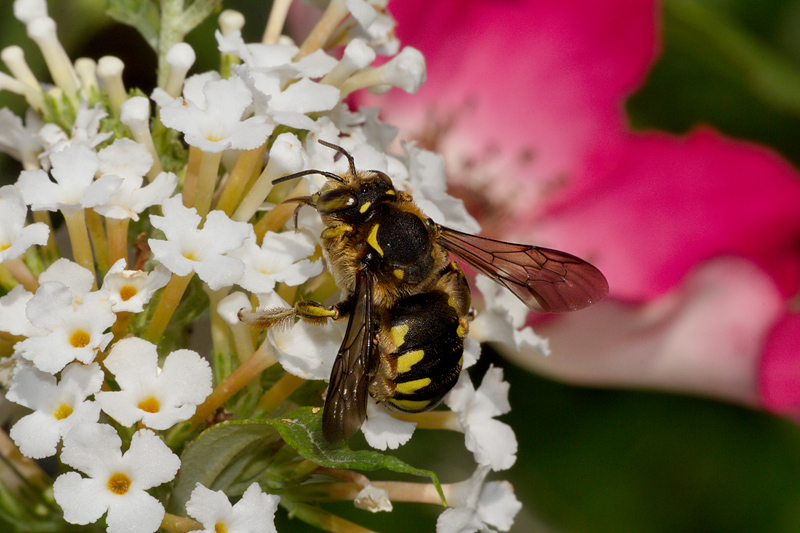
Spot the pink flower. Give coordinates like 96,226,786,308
357,1,800,416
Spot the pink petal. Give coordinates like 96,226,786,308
535,129,800,301
514,257,784,405
759,313,800,415
360,0,657,212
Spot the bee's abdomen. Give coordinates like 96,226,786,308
374,290,465,413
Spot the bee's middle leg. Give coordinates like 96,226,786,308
239,299,351,330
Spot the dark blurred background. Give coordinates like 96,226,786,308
2,1,800,532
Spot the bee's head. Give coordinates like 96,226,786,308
273,140,399,218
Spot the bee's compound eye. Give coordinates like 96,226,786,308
316,189,358,213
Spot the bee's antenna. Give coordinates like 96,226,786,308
270,140,358,185
272,169,345,185
318,140,358,176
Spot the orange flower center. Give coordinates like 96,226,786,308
53,403,73,420
69,330,91,348
107,473,131,495
138,397,160,413
119,285,138,301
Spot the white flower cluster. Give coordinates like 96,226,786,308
0,0,531,532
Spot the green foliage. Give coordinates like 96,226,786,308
266,407,447,505
169,420,281,513
105,0,161,51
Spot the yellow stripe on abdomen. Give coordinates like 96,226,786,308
394,377,431,395
396,349,424,374
389,398,430,412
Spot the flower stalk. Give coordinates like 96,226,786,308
61,208,96,288
144,272,194,343
294,0,350,59
2,256,38,292
189,339,278,428
160,513,203,533
192,150,223,219
216,144,267,216
258,372,306,412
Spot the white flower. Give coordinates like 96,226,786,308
16,142,121,213
361,400,415,450
185,482,279,533
259,292,344,380
437,466,521,533
97,137,153,178
148,194,251,290
39,257,96,296
0,259,94,338
445,367,517,471
231,229,323,294
354,484,392,513
469,275,551,355
159,74,273,152
96,337,212,430
0,285,45,336
341,46,425,97
394,142,480,233
16,281,115,374
53,424,180,533
0,107,43,168
6,362,103,459
215,30,340,129
93,138,177,220
0,185,49,262
100,260,171,313
36,103,112,169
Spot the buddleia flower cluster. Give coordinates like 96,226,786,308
0,1,532,531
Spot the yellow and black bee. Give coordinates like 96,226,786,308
243,140,608,443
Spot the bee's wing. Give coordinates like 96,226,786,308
437,225,609,313
322,269,374,443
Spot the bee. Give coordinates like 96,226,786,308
242,140,608,443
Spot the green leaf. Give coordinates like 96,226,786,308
168,420,280,513
105,0,160,51
266,407,447,505
665,0,800,116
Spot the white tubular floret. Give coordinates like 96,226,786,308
164,43,196,98
120,97,163,180
96,56,127,114
321,39,376,88
339,46,426,98
26,17,78,98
